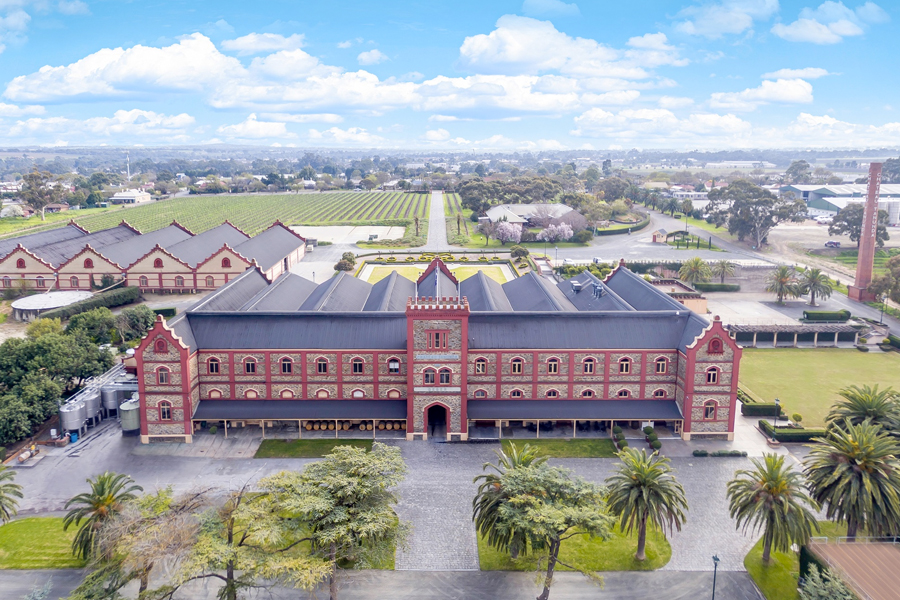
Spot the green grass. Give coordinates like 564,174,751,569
820,248,900,276
501,438,618,458
0,206,116,237
744,522,846,600
365,265,509,284
254,438,373,458
0,518,86,569
478,524,671,571
666,233,722,251
739,349,900,427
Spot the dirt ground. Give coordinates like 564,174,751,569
0,301,27,342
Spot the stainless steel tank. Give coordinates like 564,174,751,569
59,402,86,431
101,387,118,410
84,391,101,419
120,400,141,435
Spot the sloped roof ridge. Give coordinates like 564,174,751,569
527,271,565,311
467,271,498,311
569,270,636,311
186,267,267,313
238,270,296,311
376,271,400,311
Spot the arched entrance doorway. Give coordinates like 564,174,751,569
426,404,448,440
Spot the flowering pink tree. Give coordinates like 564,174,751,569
537,223,574,243
496,221,523,245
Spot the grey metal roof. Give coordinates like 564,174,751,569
605,267,687,312
169,313,197,351
501,271,576,311
0,224,87,259
240,272,318,311
468,311,697,349
166,222,249,267
186,312,408,349
679,313,710,349
192,400,407,420
99,224,193,267
459,271,513,312
364,271,416,311
187,267,271,312
29,224,139,267
556,271,635,312
416,266,458,299
234,224,305,271
300,272,373,312
467,399,683,420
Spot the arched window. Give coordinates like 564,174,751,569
15,258,25,269
70,276,79,288
510,389,524,398
547,358,560,375
316,357,328,374
709,339,724,354
706,367,720,384
281,357,293,374
153,258,163,268
474,389,487,398
511,358,524,375
546,389,559,398
244,358,257,374
209,389,222,399
581,389,594,398
159,401,172,421
208,357,220,374
474,358,487,374
205,275,215,287
351,389,365,399
280,389,294,399
439,368,451,385
653,389,666,398
423,368,436,385
388,358,400,374
618,357,632,374
174,276,184,287
1,277,10,288
387,389,401,399
36,276,45,288
245,389,258,399
154,339,167,353
617,389,631,398
316,389,329,399
351,357,364,374
582,357,595,374
704,400,717,420
83,258,94,269
157,367,170,385
655,357,668,374
139,276,149,287
221,257,231,268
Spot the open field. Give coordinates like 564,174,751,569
0,518,86,569
364,264,509,284
0,205,116,237
738,349,900,427
1,192,431,238
814,247,900,276
254,438,373,458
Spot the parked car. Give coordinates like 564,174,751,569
815,215,834,224
825,240,841,248
563,258,576,265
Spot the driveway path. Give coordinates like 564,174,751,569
422,190,448,252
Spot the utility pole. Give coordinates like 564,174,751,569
125,150,131,181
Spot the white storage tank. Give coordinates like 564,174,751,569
60,402,86,432
84,391,101,420
119,400,141,436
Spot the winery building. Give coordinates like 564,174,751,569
136,258,742,444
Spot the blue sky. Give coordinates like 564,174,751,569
0,0,896,150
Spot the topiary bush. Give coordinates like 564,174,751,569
692,449,709,457
643,426,654,435
612,425,623,434
647,433,658,443
618,440,629,449
650,440,662,450
791,413,803,424
209,425,218,434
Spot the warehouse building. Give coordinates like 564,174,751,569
781,183,900,225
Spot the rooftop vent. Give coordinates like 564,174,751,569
571,281,583,292
592,283,605,298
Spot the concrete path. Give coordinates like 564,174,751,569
0,569,763,600
422,190,448,252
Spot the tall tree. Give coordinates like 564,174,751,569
827,204,890,248
867,254,900,304
785,160,811,184
605,448,688,561
711,259,736,284
63,472,143,560
804,420,900,540
826,385,900,433
707,180,805,247
727,454,819,564
765,265,800,304
678,257,712,285
798,268,833,306
0,466,22,524
20,169,65,221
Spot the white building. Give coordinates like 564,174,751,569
483,203,574,224
111,190,152,204
781,184,900,225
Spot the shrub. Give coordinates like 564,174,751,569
694,283,741,292
612,425,623,434
791,413,803,424
615,432,625,441
857,345,870,352
318,241,332,246
740,403,785,417
692,449,709,457
736,388,754,404
510,245,529,259
802,309,851,321
758,420,827,442
40,286,140,320
571,229,593,244
618,440,629,448
153,307,177,318
650,440,662,450
647,433,658,442
209,425,218,434
710,450,748,457
643,426,654,435
888,335,900,350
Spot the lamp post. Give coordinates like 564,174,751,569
555,245,558,267
772,398,780,440
880,294,886,325
711,555,720,600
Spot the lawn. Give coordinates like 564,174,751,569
666,233,722,251
744,522,846,600
820,247,900,276
739,349,900,427
365,265,509,284
254,438,373,458
0,518,86,569
0,206,116,237
499,439,618,458
478,524,671,571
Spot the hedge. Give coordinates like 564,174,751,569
888,334,900,350
40,286,140,320
693,449,748,457
741,403,785,417
153,308,177,318
595,215,651,236
694,283,741,292
758,420,827,442
803,309,851,322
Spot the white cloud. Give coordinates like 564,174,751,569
249,49,341,80
521,0,580,17
423,128,450,141
0,102,44,116
676,0,780,38
308,126,385,145
624,33,689,68
338,37,363,49
756,112,900,147
221,33,305,55
772,1,890,44
57,0,89,15
260,112,343,123
761,67,831,79
709,78,814,111
658,96,695,109
581,90,640,105
5,109,195,143
357,49,388,65
572,107,752,145
216,113,294,138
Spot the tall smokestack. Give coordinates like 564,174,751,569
848,162,882,302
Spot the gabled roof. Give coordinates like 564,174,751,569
604,265,687,312
416,259,458,299
29,224,140,267
166,222,250,267
57,244,125,272
299,271,373,312
0,224,87,260
185,267,271,312
556,271,635,311
101,224,194,268
364,271,416,311
233,222,306,271
240,272,318,311
501,271,576,311
459,270,512,312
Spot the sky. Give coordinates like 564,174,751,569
0,0,896,150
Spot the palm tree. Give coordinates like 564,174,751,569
605,448,688,561
63,472,143,560
765,265,800,304
0,467,23,524
826,385,900,433
804,420,900,540
662,198,680,216
798,268,834,306
678,257,712,285
711,259,736,284
727,453,819,564
473,442,548,558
